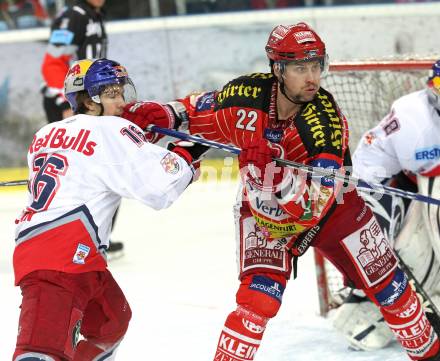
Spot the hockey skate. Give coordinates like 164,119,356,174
107,240,124,261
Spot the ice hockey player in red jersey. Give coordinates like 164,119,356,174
333,59,440,352
122,23,440,360
12,58,207,361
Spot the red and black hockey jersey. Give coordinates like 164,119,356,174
180,73,350,241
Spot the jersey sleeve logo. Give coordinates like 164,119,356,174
195,92,215,111
49,29,74,45
160,153,180,174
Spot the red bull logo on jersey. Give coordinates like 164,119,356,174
29,128,97,156
72,243,90,264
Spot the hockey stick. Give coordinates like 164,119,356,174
396,252,440,316
0,179,27,187
148,126,440,206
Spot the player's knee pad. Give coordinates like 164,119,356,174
13,351,60,361
364,266,410,310
236,273,286,319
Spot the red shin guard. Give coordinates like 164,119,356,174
366,269,439,360
214,306,268,361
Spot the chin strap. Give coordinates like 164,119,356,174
278,79,307,106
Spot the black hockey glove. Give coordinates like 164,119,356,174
167,140,210,167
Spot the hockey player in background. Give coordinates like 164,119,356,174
41,0,107,123
121,23,440,360
12,58,207,361
333,59,440,352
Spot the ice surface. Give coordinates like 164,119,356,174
0,181,407,360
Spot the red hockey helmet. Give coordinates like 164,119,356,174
265,22,327,67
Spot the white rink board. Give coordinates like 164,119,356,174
1,3,440,122
0,181,407,360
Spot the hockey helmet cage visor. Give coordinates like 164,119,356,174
64,58,137,112
265,23,329,76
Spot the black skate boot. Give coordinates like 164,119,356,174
107,240,124,261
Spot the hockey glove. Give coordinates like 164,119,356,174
122,101,177,143
167,140,210,168
238,138,285,192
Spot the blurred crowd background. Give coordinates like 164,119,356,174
0,0,437,31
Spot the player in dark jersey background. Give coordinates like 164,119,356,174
41,0,107,124
122,22,440,361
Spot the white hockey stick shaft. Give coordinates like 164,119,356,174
0,179,27,187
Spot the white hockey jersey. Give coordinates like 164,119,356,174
13,114,193,284
353,89,440,183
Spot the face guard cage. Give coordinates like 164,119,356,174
90,78,137,105
276,54,329,78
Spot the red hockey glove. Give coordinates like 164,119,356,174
275,169,310,220
239,138,285,192
122,101,176,143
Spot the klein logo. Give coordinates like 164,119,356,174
218,333,258,359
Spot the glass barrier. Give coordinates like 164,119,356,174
0,0,438,30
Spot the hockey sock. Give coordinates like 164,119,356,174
214,306,268,361
366,269,440,360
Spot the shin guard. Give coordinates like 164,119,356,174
366,267,440,360
214,306,267,361
214,274,285,361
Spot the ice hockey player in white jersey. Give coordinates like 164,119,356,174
333,59,440,352
12,58,208,361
